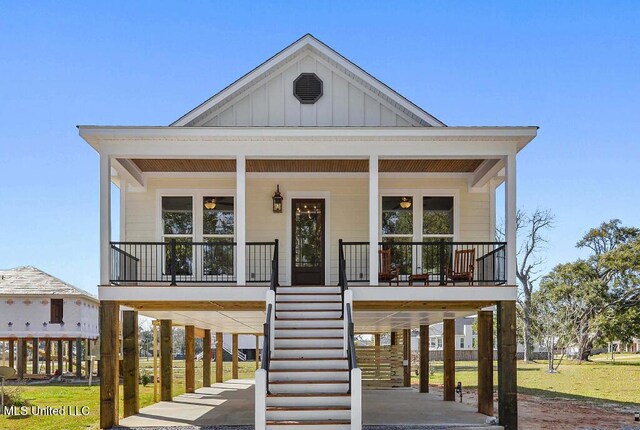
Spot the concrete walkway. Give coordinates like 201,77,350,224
363,389,498,427
118,379,255,428
118,379,500,429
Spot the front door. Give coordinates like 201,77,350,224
292,199,325,285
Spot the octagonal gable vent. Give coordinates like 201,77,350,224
293,73,323,104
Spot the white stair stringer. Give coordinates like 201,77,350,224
264,285,352,430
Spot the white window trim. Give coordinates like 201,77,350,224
378,189,460,242
155,188,236,281
155,188,236,242
284,191,331,286
379,189,460,276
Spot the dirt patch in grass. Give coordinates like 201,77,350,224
425,385,640,430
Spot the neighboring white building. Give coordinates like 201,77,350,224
0,266,99,378
422,316,546,356
427,317,477,351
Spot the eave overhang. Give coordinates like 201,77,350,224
78,125,538,154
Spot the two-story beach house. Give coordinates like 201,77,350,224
79,35,535,430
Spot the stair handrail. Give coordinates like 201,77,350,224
270,239,279,293
344,289,362,430
346,302,358,373
262,303,272,394
213,339,247,361
338,239,348,318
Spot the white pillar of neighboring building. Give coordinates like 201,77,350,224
369,155,379,286
236,155,246,285
504,153,517,285
100,153,111,286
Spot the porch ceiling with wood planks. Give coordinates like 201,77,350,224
130,158,488,173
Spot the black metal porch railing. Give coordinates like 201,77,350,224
340,241,507,285
109,240,278,285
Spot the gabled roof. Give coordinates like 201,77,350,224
0,266,98,302
172,34,445,127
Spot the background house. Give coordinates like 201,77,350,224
0,266,99,379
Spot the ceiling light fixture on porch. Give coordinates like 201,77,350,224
400,197,412,209
204,198,217,210
272,185,283,213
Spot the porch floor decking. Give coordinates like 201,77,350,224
117,379,500,429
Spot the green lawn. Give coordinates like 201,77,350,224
2,356,638,429
0,361,258,430
412,354,640,406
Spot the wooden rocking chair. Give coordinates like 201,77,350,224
378,248,400,286
446,249,476,285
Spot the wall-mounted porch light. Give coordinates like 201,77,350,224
400,197,412,209
272,185,283,213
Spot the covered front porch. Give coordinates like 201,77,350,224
81,126,532,289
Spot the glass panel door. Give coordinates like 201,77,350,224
291,199,325,285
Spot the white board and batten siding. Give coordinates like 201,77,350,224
192,51,421,128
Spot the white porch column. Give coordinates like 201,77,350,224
504,153,517,285
369,155,379,286
100,153,111,285
236,155,246,285
119,177,127,241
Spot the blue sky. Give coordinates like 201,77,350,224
1,1,638,294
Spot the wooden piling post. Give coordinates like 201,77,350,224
203,329,212,387
498,301,518,429
478,310,494,416
420,324,429,393
232,334,239,380
160,320,173,401
45,339,51,375
32,338,39,374
68,340,73,372
216,332,223,383
123,310,139,417
17,339,26,379
75,338,82,378
9,339,15,368
403,329,411,387
185,325,195,393
99,301,120,429
57,340,63,374
443,319,455,401
153,322,158,402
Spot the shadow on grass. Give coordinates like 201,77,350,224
519,387,640,408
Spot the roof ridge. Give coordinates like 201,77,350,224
170,34,445,127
